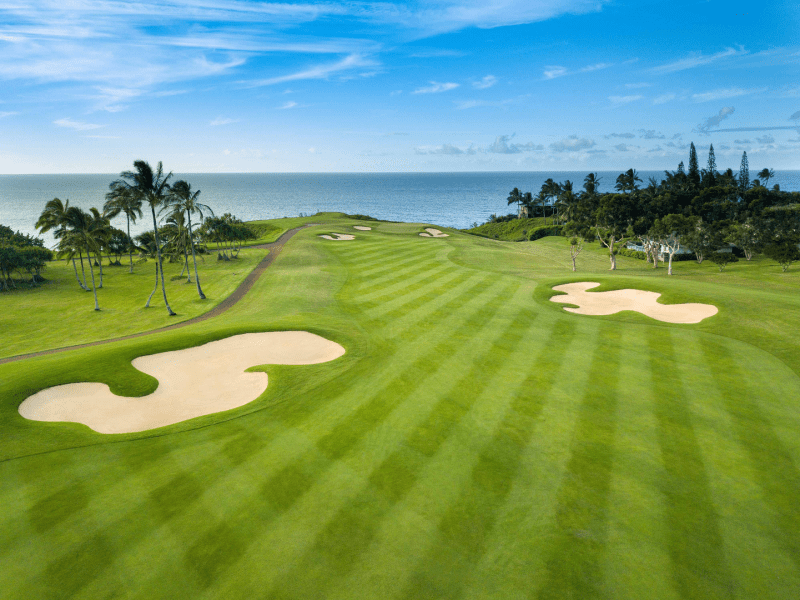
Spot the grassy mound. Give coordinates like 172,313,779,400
462,216,562,241
1,216,799,599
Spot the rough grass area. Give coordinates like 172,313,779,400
462,216,561,241
1,216,799,599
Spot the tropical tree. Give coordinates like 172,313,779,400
687,142,700,189
507,188,523,218
104,181,143,273
703,144,717,187
757,168,775,189
556,181,580,224
64,207,102,310
614,169,641,194
35,197,88,290
650,213,693,275
167,180,213,299
594,193,636,270
583,172,601,195
115,160,176,315
135,231,167,308
87,207,112,288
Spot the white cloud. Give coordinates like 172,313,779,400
455,98,515,109
472,75,497,89
0,111,17,119
550,135,595,152
277,101,298,109
652,47,747,74
543,66,568,79
692,87,763,102
625,82,651,89
210,116,238,126
53,117,103,131
605,132,635,139
486,134,540,154
756,134,775,144
609,95,643,104
415,143,475,155
694,106,735,133
413,81,459,94
580,63,612,73
614,143,631,151
244,54,377,87
653,93,676,105
639,129,665,139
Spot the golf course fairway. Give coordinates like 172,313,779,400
1,213,799,600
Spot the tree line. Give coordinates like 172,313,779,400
504,144,800,273
18,160,255,311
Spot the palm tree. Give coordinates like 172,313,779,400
87,208,112,288
36,197,88,290
116,160,176,315
507,188,523,218
65,207,102,310
167,180,213,299
556,183,580,224
615,169,642,194
583,173,601,195
758,168,774,188
540,179,561,224
104,181,143,274
521,191,533,220
134,231,165,308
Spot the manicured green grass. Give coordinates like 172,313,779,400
0,248,267,359
1,216,799,599
462,216,551,241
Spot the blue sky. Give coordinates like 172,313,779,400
0,0,798,173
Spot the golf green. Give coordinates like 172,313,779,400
1,215,799,599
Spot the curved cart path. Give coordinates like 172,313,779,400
0,225,314,366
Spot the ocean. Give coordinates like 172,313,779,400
3,171,799,247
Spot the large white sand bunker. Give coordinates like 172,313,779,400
19,332,346,434
419,228,449,238
353,226,372,231
320,233,355,240
550,282,718,324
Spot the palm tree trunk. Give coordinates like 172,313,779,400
72,258,86,289
187,213,206,299
96,251,104,288
183,245,191,283
127,214,134,274
87,252,100,310
78,251,89,290
146,260,158,307
150,203,175,315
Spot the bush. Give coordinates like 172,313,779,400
709,252,739,271
528,225,562,240
763,242,800,272
617,248,647,260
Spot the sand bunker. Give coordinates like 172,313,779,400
419,228,449,238
550,282,717,324
320,233,355,240
353,226,372,231
19,332,346,434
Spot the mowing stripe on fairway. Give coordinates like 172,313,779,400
535,322,622,600
648,328,735,600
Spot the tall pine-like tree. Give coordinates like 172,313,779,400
688,142,700,188
705,144,717,187
739,151,750,192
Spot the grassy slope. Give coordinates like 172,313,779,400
462,216,550,241
1,218,799,599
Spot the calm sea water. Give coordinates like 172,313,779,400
3,171,799,247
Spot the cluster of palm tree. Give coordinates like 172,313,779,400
36,160,213,312
506,175,596,226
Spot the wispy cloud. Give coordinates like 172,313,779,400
415,143,475,155
609,95,643,104
455,98,517,109
550,135,595,152
486,134,541,154
277,101,298,109
692,87,764,102
413,81,460,94
543,66,568,80
472,75,497,89
653,93,676,105
639,129,665,139
244,54,377,87
53,117,103,131
625,82,651,89
580,63,612,73
756,134,775,144
0,111,17,119
652,47,747,74
210,116,238,126
605,132,635,139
